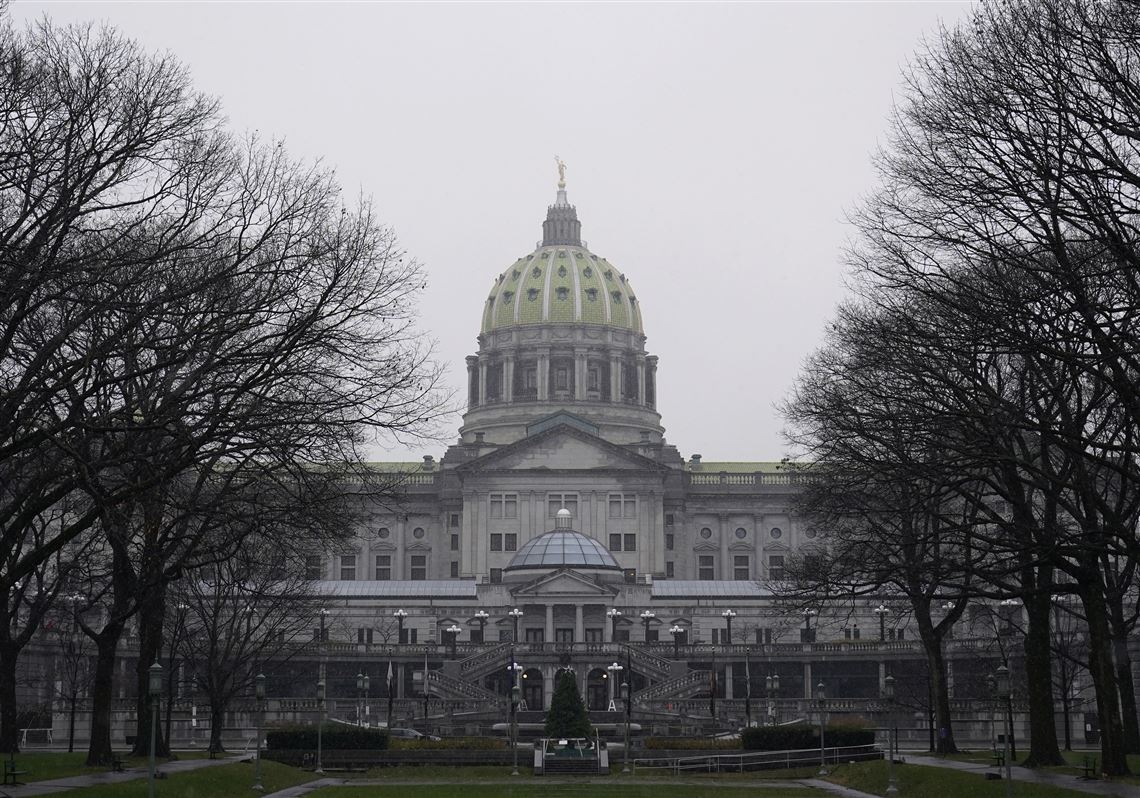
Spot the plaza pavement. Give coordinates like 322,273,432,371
905,753,1140,797
0,753,243,797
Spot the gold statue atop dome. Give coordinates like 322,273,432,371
555,155,567,189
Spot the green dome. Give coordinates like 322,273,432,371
481,245,643,335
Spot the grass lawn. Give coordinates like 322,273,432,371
306,786,829,798
48,760,315,797
2,751,208,782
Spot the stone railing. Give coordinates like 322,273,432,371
685,472,807,487
459,642,512,675
426,670,505,706
635,670,711,702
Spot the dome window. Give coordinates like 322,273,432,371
526,254,534,261
611,291,622,303
503,290,514,302
619,274,626,282
629,296,637,305
604,270,613,280
558,265,567,277
498,273,505,283
487,296,495,305
558,250,567,257
574,251,583,259
556,287,569,301
591,254,598,261
583,266,593,278
512,269,521,280
541,251,550,259
527,288,539,301
532,266,542,278
585,288,598,302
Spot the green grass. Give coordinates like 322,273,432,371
50,760,315,797
4,750,217,782
826,759,1114,797
307,786,827,798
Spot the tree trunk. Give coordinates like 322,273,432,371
1021,589,1064,766
1083,581,1130,776
68,689,78,753
86,622,124,767
1107,598,1140,754
914,604,958,754
131,581,167,757
0,644,20,753
209,704,226,754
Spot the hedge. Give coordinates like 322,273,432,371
644,737,741,750
266,725,388,750
390,736,505,750
741,724,874,751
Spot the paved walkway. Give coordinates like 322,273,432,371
0,754,244,797
906,754,1140,797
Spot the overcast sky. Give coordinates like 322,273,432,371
18,0,973,463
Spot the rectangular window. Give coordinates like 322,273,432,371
734,555,750,580
609,533,622,551
666,561,674,578
548,494,578,517
375,555,391,581
665,533,674,551
608,494,636,518
490,533,503,552
585,628,603,643
555,628,574,643
614,628,630,642
665,513,675,526
450,534,459,551
340,554,357,581
699,555,715,581
450,561,459,578
623,533,636,551
555,368,569,390
449,513,461,528
490,494,518,519
646,629,659,642
410,555,426,581
525,628,545,643
525,368,537,389
588,368,599,391
357,628,373,645
305,556,323,581
768,555,785,581
504,533,517,551
499,629,512,642
490,568,502,584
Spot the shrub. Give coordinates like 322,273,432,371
741,724,874,751
266,725,388,750
644,737,741,750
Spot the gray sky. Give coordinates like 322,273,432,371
18,1,973,463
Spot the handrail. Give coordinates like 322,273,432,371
634,670,710,701
634,743,879,774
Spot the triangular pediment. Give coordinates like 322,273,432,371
458,424,669,474
693,542,719,552
511,568,619,598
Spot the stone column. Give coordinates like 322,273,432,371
725,662,734,699
574,347,587,400
646,355,658,408
504,355,514,403
718,513,729,579
803,662,813,699
610,352,621,402
575,605,584,643
546,604,555,643
396,515,407,579
537,348,550,401
636,354,646,405
478,359,488,405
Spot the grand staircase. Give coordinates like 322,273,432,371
634,669,711,702
426,669,506,707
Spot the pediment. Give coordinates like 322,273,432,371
511,568,618,598
729,541,753,551
458,423,669,474
692,542,719,552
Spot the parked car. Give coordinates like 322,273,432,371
386,727,441,741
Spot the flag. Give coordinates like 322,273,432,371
744,649,752,726
626,645,633,719
386,660,394,729
710,650,717,720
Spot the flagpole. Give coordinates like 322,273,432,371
386,660,394,730
744,648,752,729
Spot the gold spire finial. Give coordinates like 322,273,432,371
555,155,567,189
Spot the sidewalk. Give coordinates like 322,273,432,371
0,754,243,797
906,754,1140,797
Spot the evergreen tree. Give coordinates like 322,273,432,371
544,670,592,739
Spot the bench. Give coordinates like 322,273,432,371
2,760,28,786
991,750,1004,769
1080,754,1098,780
110,756,126,773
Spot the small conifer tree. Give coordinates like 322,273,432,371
544,670,592,739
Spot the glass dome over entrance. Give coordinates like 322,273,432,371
505,528,621,572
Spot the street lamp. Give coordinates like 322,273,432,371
253,673,266,791
315,679,325,774
607,608,622,642
640,609,655,641
874,604,890,642
803,609,818,643
446,624,462,658
508,607,523,643
607,661,623,708
996,664,1012,798
669,625,685,658
147,662,162,798
816,681,828,776
510,682,522,776
356,672,370,727
474,609,490,643
766,673,781,725
621,681,631,773
722,609,736,645
393,608,407,644
882,674,898,795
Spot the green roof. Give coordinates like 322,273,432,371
685,462,788,473
481,245,643,335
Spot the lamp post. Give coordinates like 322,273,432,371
621,681,631,773
253,673,265,791
446,624,462,658
670,625,684,658
356,672,370,726
816,681,828,776
147,662,162,798
721,609,736,645
996,664,1012,798
508,607,523,643
640,609,655,642
510,683,522,776
474,610,489,643
803,609,818,643
607,661,623,708
607,608,622,642
883,674,898,795
874,604,890,642
766,673,780,725
315,680,325,774
393,608,407,644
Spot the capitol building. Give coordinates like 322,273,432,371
294,176,1009,740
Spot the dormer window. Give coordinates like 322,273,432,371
585,288,598,301
556,287,569,301
611,291,622,303
557,265,567,277
527,288,539,301
512,269,521,280
604,270,613,280
583,266,593,278
503,290,514,302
